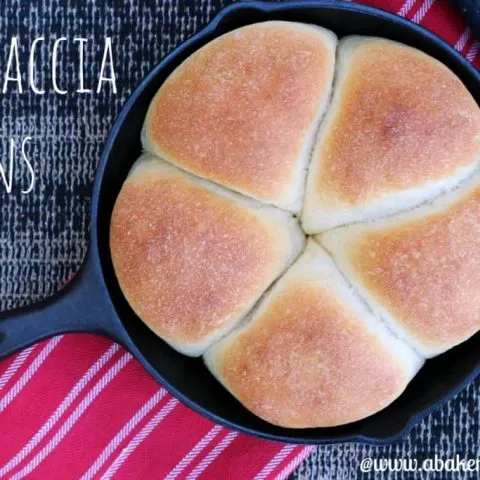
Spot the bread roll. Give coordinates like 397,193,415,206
142,21,337,212
110,154,305,356
302,36,480,232
204,240,423,428
320,174,480,358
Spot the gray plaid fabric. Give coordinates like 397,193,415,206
0,1,477,479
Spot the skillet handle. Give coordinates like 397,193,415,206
0,250,122,360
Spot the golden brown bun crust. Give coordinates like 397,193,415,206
143,21,335,208
214,282,408,428
110,160,292,350
315,38,480,206
347,182,480,351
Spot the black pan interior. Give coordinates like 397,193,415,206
92,1,480,443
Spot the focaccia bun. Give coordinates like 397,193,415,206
302,36,480,232
110,154,305,356
204,240,423,428
320,174,480,358
142,21,337,212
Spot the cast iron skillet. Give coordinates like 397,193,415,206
0,1,479,445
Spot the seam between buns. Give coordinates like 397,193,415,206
141,147,310,215
139,148,306,218
297,36,341,221
322,161,480,233
202,238,310,356
317,238,426,360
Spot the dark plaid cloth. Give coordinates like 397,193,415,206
451,0,480,38
0,1,477,479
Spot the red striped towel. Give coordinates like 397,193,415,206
0,1,478,478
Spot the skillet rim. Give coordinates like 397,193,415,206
89,0,480,445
